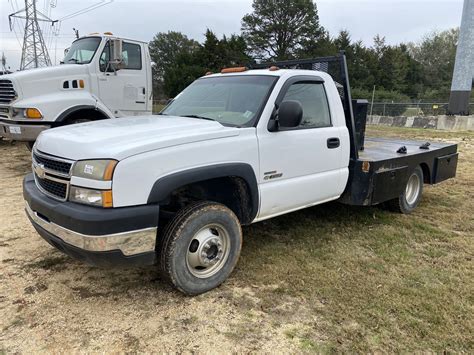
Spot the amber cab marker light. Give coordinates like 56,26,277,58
79,79,85,89
269,66,280,71
221,67,248,74
25,108,42,119
103,32,114,35
205,71,213,76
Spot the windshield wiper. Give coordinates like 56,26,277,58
67,58,79,63
181,114,216,122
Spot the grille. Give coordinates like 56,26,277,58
36,175,68,199
0,80,17,104
33,151,72,175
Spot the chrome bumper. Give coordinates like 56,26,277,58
0,120,50,141
26,203,157,256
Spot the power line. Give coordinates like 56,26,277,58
57,0,114,21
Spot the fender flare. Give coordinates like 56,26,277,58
147,163,259,222
55,105,113,123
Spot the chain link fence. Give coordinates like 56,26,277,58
369,102,474,117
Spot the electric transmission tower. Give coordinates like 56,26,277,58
9,0,57,70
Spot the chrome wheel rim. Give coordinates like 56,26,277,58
186,224,230,278
405,173,421,205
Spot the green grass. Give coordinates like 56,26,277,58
153,104,165,114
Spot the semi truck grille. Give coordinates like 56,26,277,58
35,175,68,200
0,80,17,104
33,151,73,175
32,149,74,201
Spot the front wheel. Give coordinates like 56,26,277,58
387,166,424,214
25,141,35,151
159,201,242,295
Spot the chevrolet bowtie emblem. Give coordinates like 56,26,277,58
34,163,46,179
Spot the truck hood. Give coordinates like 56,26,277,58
35,116,240,160
5,65,89,99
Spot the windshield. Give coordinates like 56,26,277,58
63,37,101,64
161,75,278,127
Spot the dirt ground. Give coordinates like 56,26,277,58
1,126,473,353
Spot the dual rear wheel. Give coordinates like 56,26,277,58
386,166,424,214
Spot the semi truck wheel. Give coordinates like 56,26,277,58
387,166,424,214
159,201,242,295
25,141,35,151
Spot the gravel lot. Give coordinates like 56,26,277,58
1,127,473,353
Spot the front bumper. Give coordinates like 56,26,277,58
0,119,50,141
23,174,159,267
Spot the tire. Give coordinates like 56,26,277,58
159,201,242,295
25,141,35,151
386,166,424,214
70,118,91,124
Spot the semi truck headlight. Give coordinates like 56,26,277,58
69,186,113,208
72,160,117,181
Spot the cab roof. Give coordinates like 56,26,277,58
203,68,331,81
77,33,148,44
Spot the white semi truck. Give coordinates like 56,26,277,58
0,33,152,148
23,54,458,295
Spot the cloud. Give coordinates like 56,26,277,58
0,0,464,71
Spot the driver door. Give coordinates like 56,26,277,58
97,40,148,116
257,78,347,219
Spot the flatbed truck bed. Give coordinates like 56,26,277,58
341,137,458,206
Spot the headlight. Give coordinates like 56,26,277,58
72,160,117,180
11,107,42,119
69,186,113,208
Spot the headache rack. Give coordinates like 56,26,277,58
250,52,361,160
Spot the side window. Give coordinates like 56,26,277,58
122,42,142,70
99,41,142,72
281,82,331,128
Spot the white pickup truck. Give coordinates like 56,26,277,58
23,55,458,295
0,33,152,148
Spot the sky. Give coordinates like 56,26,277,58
0,0,466,71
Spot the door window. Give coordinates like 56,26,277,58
99,41,142,72
281,82,331,128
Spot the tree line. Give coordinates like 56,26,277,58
150,0,460,102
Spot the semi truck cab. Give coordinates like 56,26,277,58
0,33,152,145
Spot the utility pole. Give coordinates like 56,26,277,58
448,0,474,115
9,0,57,70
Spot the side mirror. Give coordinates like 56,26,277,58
271,100,303,131
108,39,123,65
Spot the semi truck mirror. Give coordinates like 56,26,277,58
109,39,123,65
277,100,303,129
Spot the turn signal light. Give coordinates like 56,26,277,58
102,190,113,208
25,108,42,119
79,79,85,88
103,160,118,181
104,32,114,35
221,67,248,74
